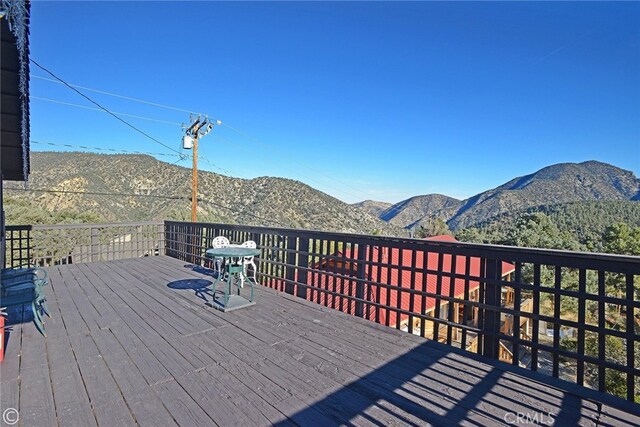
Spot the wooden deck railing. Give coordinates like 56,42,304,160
4,220,639,402
165,220,640,403
4,222,164,268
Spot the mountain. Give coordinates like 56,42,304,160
8,155,638,237
377,194,461,228
351,200,392,217
355,161,639,232
4,152,405,236
445,161,640,230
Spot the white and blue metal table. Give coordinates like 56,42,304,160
205,246,260,312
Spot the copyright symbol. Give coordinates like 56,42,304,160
2,408,19,425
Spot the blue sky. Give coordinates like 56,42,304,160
29,1,640,204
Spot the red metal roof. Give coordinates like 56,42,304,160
307,236,515,327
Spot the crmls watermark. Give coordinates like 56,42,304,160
504,411,555,425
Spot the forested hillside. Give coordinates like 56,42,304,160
454,200,640,253
4,152,403,235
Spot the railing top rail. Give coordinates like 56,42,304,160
7,221,164,230
165,221,640,272
5,221,639,272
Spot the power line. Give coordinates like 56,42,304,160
31,98,238,173
219,126,373,197
32,82,237,175
31,96,183,126
32,66,373,200
210,133,371,202
199,150,237,178
169,156,188,167
5,187,189,200
30,139,185,158
4,186,290,227
30,139,243,176
32,74,205,115
199,123,374,200
30,59,184,156
198,125,375,201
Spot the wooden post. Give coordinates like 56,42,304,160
355,243,367,318
482,258,501,359
158,222,165,256
91,227,99,263
285,236,296,295
296,238,309,299
191,135,198,222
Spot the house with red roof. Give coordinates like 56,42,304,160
306,235,518,350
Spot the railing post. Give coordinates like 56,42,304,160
158,223,165,256
189,223,195,264
355,243,367,318
91,227,99,263
164,222,171,257
193,223,203,265
285,236,297,295
296,237,309,299
482,258,501,359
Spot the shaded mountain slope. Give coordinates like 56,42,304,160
377,194,461,228
351,200,393,217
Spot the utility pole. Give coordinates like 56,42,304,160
182,115,219,222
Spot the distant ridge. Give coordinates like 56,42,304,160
350,200,392,217
445,161,639,230
378,194,461,228
352,161,639,231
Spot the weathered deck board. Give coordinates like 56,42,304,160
88,262,220,373
1,256,637,427
18,327,57,427
102,262,216,335
0,320,22,385
41,267,98,427
72,263,174,386
116,258,229,331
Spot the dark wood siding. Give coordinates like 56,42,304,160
1,12,30,181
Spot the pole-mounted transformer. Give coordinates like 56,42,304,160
181,115,221,222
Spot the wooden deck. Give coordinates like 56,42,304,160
1,256,637,427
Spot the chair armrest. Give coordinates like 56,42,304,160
2,274,36,287
2,279,37,291
1,272,44,292
2,267,48,286
2,269,34,280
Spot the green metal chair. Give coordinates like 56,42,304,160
1,267,49,335
2,267,50,314
208,236,230,278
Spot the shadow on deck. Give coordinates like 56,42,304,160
0,256,636,426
